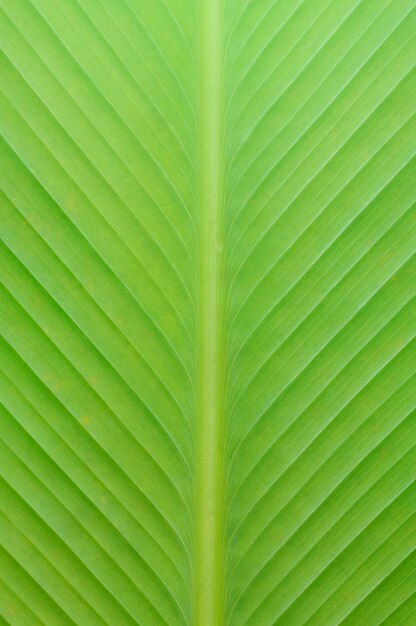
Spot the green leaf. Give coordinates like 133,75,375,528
0,0,415,624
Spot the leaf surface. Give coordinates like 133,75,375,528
0,1,415,624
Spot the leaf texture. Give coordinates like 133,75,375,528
0,1,415,625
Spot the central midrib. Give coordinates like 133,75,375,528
195,0,225,623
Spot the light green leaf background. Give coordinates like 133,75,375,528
0,0,415,624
